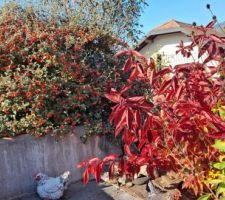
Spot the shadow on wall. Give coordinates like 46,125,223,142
0,126,121,200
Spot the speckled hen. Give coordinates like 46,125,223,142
35,171,70,200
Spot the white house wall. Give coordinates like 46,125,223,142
139,32,199,66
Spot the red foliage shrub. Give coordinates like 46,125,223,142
0,8,126,137
78,20,225,196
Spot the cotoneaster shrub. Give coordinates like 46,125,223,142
0,6,127,137
78,20,225,197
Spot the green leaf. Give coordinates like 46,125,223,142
213,140,225,152
197,193,211,200
217,183,225,196
219,155,225,162
219,107,225,119
206,179,223,185
213,162,225,170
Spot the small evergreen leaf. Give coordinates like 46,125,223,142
217,183,225,196
213,162,225,170
213,140,225,152
197,193,211,200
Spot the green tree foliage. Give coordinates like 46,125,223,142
3,0,148,43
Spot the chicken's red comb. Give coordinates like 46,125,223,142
34,172,40,177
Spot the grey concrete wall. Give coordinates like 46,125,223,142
0,126,120,200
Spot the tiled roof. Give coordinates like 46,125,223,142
136,19,224,51
150,19,192,32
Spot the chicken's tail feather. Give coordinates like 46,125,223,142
60,171,70,189
61,171,70,182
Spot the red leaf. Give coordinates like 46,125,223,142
83,169,89,185
175,85,184,100
109,105,119,124
109,162,115,180
207,42,217,57
105,89,123,103
113,105,126,124
149,69,155,85
126,108,133,129
115,126,124,137
127,96,153,110
114,108,128,136
207,66,218,76
127,96,145,102
206,20,217,28
114,50,131,57
138,138,146,150
166,89,175,101
155,67,172,78
198,41,210,58
124,145,134,157
171,76,178,90
114,50,145,60
89,157,100,165
131,50,146,59
136,157,148,165
157,79,171,94
137,63,144,75
206,132,225,139
123,58,133,72
209,34,223,43
95,162,104,183
149,57,156,69
103,154,117,163
129,68,139,82
143,115,153,130
134,110,141,126
146,165,155,178
120,84,132,94
77,161,87,169
118,159,125,176
139,101,154,110
203,55,213,65
175,63,191,73
122,129,137,145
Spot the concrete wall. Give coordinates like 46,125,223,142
0,126,120,200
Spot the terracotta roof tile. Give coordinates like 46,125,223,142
151,19,192,32
136,19,225,51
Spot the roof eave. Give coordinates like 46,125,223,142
135,28,191,51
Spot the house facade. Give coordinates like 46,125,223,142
136,19,222,66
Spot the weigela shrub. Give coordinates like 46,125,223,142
78,20,225,197
0,8,126,137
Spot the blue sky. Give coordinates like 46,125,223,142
139,0,225,35
0,0,224,37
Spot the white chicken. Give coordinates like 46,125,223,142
35,171,70,200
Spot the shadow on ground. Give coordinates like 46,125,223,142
17,180,140,200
